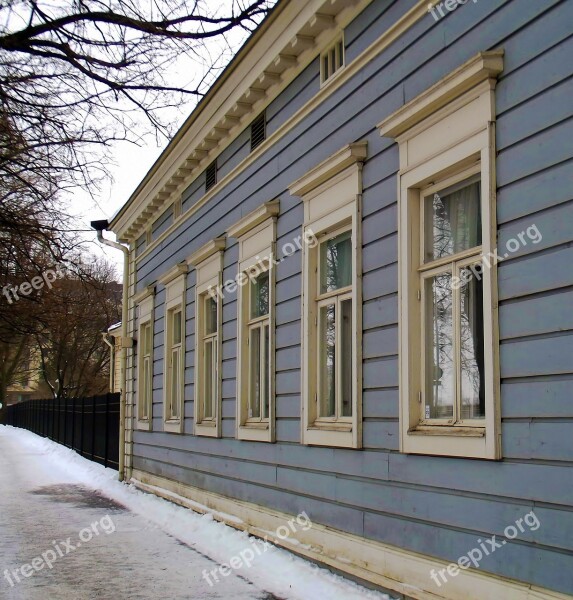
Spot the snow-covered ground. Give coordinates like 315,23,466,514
0,425,393,600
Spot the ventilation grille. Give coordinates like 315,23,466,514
205,160,217,191
250,112,266,152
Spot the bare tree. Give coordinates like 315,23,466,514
0,1,273,392
0,0,272,204
33,257,122,399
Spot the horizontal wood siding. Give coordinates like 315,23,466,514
130,0,573,595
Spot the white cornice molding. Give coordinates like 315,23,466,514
288,141,367,197
377,50,504,139
114,0,430,246
157,262,188,286
227,200,280,239
111,0,372,241
133,285,155,304
186,236,226,266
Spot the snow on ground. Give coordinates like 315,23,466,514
0,425,393,600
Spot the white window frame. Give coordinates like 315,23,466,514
289,142,367,448
377,50,504,459
320,34,345,86
187,238,225,438
159,263,187,433
134,285,154,431
227,200,279,443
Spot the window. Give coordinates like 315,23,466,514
227,200,279,442
139,321,153,420
187,237,225,437
246,268,271,421
421,173,485,424
289,141,367,448
320,36,344,85
317,228,353,420
166,306,183,421
377,50,503,459
250,112,266,152
158,264,187,433
201,294,218,420
134,285,155,430
205,160,217,192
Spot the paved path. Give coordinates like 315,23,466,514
0,429,278,600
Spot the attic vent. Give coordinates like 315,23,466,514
321,36,344,84
250,112,266,151
205,160,217,191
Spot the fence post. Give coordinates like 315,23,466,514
91,395,96,461
71,398,75,451
104,394,110,468
80,397,84,458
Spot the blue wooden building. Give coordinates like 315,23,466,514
104,1,573,597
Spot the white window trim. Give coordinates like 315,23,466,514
378,50,503,459
228,200,279,443
187,237,225,438
159,263,187,433
289,142,367,448
135,285,154,431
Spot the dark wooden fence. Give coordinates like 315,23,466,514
4,393,120,470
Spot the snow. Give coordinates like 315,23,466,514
0,425,393,600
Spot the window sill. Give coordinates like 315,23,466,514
309,420,352,432
164,419,183,434
195,420,220,438
408,425,485,437
237,423,272,442
136,419,152,432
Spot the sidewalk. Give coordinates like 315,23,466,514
0,426,390,600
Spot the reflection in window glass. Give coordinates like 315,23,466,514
250,270,269,318
320,231,352,293
425,273,454,419
424,177,481,262
319,303,336,417
459,267,485,419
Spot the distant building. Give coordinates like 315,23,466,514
105,322,122,394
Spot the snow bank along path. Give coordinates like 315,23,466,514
0,425,392,600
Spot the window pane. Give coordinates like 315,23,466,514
170,348,180,418
263,323,270,419
250,271,269,319
172,310,182,345
319,303,336,417
249,327,261,418
204,340,213,419
424,177,481,261
141,359,150,419
320,230,352,294
340,298,352,417
459,267,485,419
142,322,152,356
205,296,217,335
425,273,454,419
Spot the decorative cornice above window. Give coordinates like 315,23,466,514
288,141,368,197
186,236,226,266
133,285,155,304
377,50,504,140
226,199,280,239
158,262,188,286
